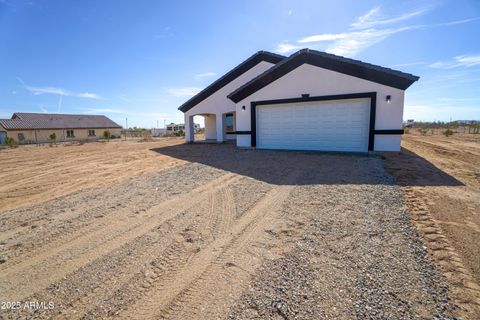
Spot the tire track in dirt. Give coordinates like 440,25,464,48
404,187,480,317
73,179,266,320
0,173,243,302
121,183,295,320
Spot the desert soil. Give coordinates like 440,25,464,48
383,131,480,319
0,138,184,212
0,140,455,319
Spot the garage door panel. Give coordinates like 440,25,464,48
257,99,370,152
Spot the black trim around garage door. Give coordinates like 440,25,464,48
250,92,378,151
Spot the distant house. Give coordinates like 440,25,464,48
166,123,200,134
0,112,122,144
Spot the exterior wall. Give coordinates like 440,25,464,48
235,64,405,152
5,128,122,144
184,61,276,119
204,114,217,140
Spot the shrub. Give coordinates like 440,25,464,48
175,129,185,137
419,129,428,136
103,130,112,141
443,128,454,137
5,136,14,147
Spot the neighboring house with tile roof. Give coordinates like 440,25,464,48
0,113,122,144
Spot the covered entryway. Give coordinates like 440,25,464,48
256,98,371,152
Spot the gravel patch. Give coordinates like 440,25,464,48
227,157,453,319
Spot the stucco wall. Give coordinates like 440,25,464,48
6,128,122,144
184,61,276,118
235,63,406,152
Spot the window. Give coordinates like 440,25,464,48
225,114,234,133
17,133,25,142
66,130,75,138
88,130,96,136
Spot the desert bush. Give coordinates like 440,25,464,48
174,129,185,137
419,129,428,136
404,128,410,134
5,136,15,147
103,130,112,141
443,128,454,137
48,133,57,147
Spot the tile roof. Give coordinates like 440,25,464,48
0,113,121,130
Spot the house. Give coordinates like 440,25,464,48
0,112,122,144
166,123,200,134
179,49,419,152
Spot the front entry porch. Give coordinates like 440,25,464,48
185,112,236,144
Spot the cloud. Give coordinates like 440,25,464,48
166,87,202,97
77,92,101,99
350,6,429,30
298,33,347,43
194,72,216,80
326,27,414,56
429,54,480,69
288,9,292,16
24,84,70,96
17,78,102,99
275,43,302,54
274,5,479,57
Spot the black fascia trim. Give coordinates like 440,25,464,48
233,131,252,135
228,49,419,103
250,92,377,151
374,129,404,135
178,51,285,113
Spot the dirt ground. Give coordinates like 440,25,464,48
0,140,454,319
0,138,184,212
383,130,480,318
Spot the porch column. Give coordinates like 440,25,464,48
184,114,194,143
216,113,226,143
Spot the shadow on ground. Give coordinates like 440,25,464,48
382,147,464,187
151,143,463,187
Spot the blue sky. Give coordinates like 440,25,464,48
0,0,479,128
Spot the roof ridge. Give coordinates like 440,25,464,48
178,51,286,112
228,48,419,103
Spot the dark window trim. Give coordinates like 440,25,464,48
250,92,377,151
233,131,252,135
225,113,235,133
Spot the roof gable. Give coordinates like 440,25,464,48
228,49,419,103
178,51,285,113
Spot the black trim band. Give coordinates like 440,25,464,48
374,129,404,135
250,92,377,151
233,131,252,135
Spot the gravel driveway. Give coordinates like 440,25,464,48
0,143,452,319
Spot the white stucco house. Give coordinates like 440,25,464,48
179,49,419,152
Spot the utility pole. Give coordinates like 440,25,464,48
125,118,128,141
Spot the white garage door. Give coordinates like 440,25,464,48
256,98,370,152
